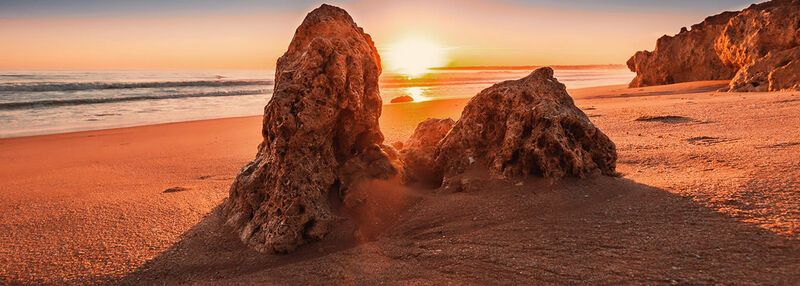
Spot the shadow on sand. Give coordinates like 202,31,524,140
119,176,800,284
614,82,729,98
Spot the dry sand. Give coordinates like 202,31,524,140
1,81,799,284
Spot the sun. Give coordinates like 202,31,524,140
383,36,448,77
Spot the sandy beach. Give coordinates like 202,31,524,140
1,81,798,284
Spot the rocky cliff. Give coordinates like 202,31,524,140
626,12,738,87
628,0,800,92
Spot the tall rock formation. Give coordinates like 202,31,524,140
435,67,617,186
223,4,402,254
628,0,800,92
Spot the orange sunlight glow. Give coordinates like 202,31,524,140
383,36,448,77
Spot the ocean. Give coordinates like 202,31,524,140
0,68,633,138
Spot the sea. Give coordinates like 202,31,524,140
0,68,633,138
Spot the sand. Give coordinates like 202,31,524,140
1,81,799,284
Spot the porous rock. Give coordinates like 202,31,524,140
399,118,455,186
435,67,617,186
715,0,800,70
729,46,800,91
628,0,800,91
223,4,401,254
626,11,738,87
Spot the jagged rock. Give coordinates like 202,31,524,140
715,0,800,70
628,0,800,91
729,46,800,91
719,0,800,91
769,56,800,91
223,4,401,254
399,118,455,186
626,11,738,87
435,67,617,185
390,95,414,103
405,118,455,150
391,141,404,150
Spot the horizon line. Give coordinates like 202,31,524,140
0,64,629,72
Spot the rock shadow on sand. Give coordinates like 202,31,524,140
119,176,800,285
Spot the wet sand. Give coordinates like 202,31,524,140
1,81,799,284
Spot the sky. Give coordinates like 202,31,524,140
0,0,761,70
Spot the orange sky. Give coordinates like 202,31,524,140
0,0,755,70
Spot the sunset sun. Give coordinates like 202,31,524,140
383,36,448,77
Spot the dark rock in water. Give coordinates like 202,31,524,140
399,118,455,186
628,0,800,91
224,4,402,254
435,67,617,186
390,95,414,103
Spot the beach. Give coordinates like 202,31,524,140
2,81,799,284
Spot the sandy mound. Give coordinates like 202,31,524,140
224,4,402,254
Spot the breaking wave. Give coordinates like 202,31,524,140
0,79,273,92
0,89,271,110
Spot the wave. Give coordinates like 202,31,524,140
0,79,273,92
0,89,271,110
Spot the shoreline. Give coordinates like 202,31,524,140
0,83,633,140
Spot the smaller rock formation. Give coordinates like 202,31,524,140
728,46,800,91
769,57,800,91
436,67,617,186
390,95,414,103
224,4,401,254
399,118,455,186
435,68,617,183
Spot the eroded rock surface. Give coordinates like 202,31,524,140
715,0,800,70
435,67,617,186
626,12,738,87
628,0,800,91
399,118,455,186
224,4,401,254
729,46,800,91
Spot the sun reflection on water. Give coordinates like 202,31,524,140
405,86,431,102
